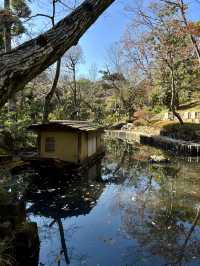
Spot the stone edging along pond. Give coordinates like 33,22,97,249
105,130,200,156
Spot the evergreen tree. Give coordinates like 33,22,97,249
0,0,31,52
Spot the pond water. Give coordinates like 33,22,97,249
25,139,200,266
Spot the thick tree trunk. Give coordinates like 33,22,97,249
0,0,115,108
43,59,61,122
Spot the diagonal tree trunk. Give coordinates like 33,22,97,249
0,0,115,108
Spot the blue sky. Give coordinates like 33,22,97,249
26,0,133,76
77,0,200,76
78,1,132,75
0,0,199,77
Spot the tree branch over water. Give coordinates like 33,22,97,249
0,0,115,108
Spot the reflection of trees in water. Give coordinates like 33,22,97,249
165,208,200,266
105,139,136,165
104,140,200,265
118,163,200,265
32,216,80,266
26,162,105,265
104,139,151,185
23,139,200,265
56,217,70,265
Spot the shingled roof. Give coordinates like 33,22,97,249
28,120,104,133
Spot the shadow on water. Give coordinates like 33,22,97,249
12,139,200,266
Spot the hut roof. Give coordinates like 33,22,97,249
28,120,104,133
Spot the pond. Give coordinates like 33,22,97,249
25,139,200,266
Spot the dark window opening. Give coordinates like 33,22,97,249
45,137,55,152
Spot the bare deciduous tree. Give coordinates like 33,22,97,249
64,45,84,119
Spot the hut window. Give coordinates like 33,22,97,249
45,137,55,152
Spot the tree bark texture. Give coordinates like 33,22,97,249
0,0,115,108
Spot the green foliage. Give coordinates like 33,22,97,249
0,0,31,49
145,2,200,115
124,0,200,120
153,106,163,114
149,90,162,108
100,70,145,122
0,97,39,149
12,0,31,18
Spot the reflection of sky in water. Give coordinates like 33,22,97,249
27,140,200,266
28,187,136,266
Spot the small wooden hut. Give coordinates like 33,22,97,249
29,120,104,164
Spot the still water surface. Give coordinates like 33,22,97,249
26,140,200,266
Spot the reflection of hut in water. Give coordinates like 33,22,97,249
27,162,104,218
26,162,105,265
28,120,105,165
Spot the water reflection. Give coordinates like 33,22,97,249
26,163,105,265
106,140,200,266
24,139,200,266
